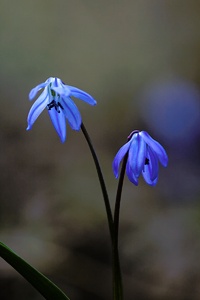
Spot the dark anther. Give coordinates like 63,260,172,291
47,100,64,113
58,102,64,110
145,158,149,165
47,100,56,110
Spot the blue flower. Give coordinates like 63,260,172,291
27,77,97,143
113,130,168,186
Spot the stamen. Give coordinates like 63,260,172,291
47,100,64,113
47,100,56,110
58,102,64,110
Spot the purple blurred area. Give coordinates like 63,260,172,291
1,1,200,299
140,79,200,146
139,79,200,203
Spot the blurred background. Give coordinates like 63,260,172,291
1,1,200,299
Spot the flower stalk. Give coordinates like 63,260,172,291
114,153,128,246
81,123,123,300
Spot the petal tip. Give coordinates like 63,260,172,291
163,156,169,167
114,173,119,179
92,99,97,106
29,88,38,100
112,164,119,179
26,125,31,131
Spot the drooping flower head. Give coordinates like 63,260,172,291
27,77,96,142
113,130,168,186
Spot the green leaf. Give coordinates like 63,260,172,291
0,242,70,300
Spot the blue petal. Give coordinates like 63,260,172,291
26,88,49,130
112,141,131,178
128,133,146,177
142,147,159,186
51,86,71,98
148,147,159,181
51,77,64,89
48,108,66,143
68,85,97,106
60,97,82,130
126,159,138,185
142,171,158,186
29,78,52,100
139,131,168,167
143,172,158,186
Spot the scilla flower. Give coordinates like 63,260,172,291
113,130,168,186
27,77,96,142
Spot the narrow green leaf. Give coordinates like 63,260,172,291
0,242,70,300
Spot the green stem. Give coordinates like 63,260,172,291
81,123,114,240
112,154,128,299
81,123,123,300
112,243,123,299
114,154,128,246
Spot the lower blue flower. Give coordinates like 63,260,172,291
27,77,97,143
113,130,168,186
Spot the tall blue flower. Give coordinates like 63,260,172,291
27,77,97,143
113,130,168,186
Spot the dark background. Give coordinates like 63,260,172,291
1,1,200,299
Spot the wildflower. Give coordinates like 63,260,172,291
113,130,168,186
27,77,96,142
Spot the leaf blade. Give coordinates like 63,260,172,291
0,242,70,300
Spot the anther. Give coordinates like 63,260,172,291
47,100,56,110
47,100,64,113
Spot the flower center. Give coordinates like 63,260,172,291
47,100,64,113
145,158,149,165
